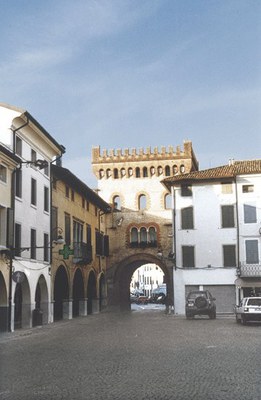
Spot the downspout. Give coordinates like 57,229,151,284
171,185,177,313
11,117,29,153
235,176,240,304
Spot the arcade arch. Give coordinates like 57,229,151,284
87,270,96,314
72,268,84,317
0,272,8,331
14,275,31,330
53,265,69,321
108,253,173,311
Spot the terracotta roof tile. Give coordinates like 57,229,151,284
163,160,261,187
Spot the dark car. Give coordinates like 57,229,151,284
186,290,216,319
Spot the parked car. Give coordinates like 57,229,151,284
186,290,216,319
135,295,149,305
234,297,261,325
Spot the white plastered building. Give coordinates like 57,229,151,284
163,160,261,315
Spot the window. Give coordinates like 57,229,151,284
148,227,157,246
242,185,254,193
140,227,147,245
15,169,22,198
0,165,7,182
221,205,234,228
135,167,140,178
120,168,125,178
246,240,259,264
86,224,91,244
221,182,233,194
113,169,119,179
65,185,70,198
173,165,178,174
71,190,74,202
44,233,49,262
164,194,171,209
52,207,58,240
182,246,195,268
150,166,155,176
31,229,36,260
113,195,121,211
181,207,194,229
65,214,71,245
158,166,163,175
223,245,236,267
31,149,37,163
165,165,170,176
31,178,37,206
106,169,111,178
99,169,104,179
244,204,257,223
180,165,185,173
44,163,49,177
128,168,133,177
143,167,148,177
181,185,192,197
14,223,21,257
44,186,49,212
73,220,83,243
130,227,138,245
15,136,22,156
138,194,147,210
86,201,89,211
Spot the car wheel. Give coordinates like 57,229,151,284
209,310,216,319
241,315,247,325
195,296,207,308
186,312,194,319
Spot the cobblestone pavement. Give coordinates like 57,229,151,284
0,309,260,400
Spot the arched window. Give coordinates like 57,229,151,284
164,193,172,209
139,194,146,210
120,168,126,178
113,168,119,179
150,166,155,176
128,168,133,177
106,169,111,178
180,164,185,173
158,166,163,175
143,167,148,177
136,167,140,178
99,169,104,179
113,195,121,210
148,227,157,246
165,165,170,176
140,227,147,245
130,227,138,246
173,165,178,175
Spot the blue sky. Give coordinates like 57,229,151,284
1,0,260,188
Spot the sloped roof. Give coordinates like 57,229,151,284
162,160,261,189
51,164,111,213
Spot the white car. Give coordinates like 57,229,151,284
235,297,261,325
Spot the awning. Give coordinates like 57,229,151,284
235,278,261,288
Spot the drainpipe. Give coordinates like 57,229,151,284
11,117,29,153
235,176,241,303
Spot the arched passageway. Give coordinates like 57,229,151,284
87,271,96,314
54,266,69,321
14,275,31,330
108,253,173,311
0,272,8,331
33,275,48,326
73,269,84,317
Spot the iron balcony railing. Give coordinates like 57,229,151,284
238,263,261,278
73,242,92,264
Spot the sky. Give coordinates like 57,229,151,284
1,0,260,188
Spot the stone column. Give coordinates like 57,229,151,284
79,298,88,316
63,299,73,320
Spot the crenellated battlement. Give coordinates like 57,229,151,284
92,140,193,163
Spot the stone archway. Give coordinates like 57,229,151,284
34,275,48,325
87,271,96,314
53,266,69,321
14,275,31,330
0,271,8,332
72,268,84,317
107,253,173,311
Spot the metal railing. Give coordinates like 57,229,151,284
239,263,261,277
73,242,92,264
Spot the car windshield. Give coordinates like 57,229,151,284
187,292,206,299
247,298,261,306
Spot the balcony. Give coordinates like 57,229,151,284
238,263,261,278
129,241,158,249
73,242,92,265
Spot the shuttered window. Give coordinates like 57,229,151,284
223,245,236,267
181,207,194,229
246,240,259,264
221,205,235,228
182,246,195,268
244,204,257,223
